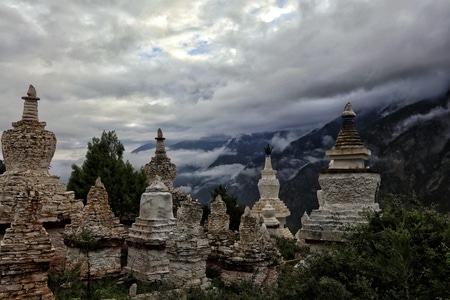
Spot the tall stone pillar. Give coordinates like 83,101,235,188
0,187,55,299
126,176,176,282
297,103,380,246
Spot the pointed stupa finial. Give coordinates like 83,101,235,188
342,102,356,117
21,84,40,121
27,85,37,98
263,144,274,170
325,102,371,168
154,128,167,158
264,144,273,156
156,128,165,140
333,102,363,148
95,176,105,188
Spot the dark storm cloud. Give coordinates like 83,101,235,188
1,0,449,181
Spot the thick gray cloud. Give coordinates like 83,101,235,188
1,0,450,181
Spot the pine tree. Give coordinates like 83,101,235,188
67,131,147,221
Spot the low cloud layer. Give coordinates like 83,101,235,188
1,0,450,179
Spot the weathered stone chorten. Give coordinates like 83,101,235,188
64,177,126,278
0,187,55,299
297,103,380,245
126,176,176,282
251,145,292,238
0,85,83,224
144,128,177,191
208,195,231,235
167,195,210,288
206,197,282,287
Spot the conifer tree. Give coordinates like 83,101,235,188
67,131,147,221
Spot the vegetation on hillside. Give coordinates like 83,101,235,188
67,130,147,221
276,194,450,300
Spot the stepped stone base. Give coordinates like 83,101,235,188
126,247,171,282
297,170,380,244
67,247,122,278
126,217,175,283
0,172,83,224
127,218,176,242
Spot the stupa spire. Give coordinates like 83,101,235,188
333,102,363,149
326,102,370,169
21,84,40,122
263,144,273,170
155,128,168,158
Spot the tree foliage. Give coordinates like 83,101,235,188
277,194,450,300
210,185,245,231
67,131,147,221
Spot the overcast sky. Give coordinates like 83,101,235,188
1,0,450,181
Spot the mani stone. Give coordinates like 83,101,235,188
251,146,292,238
0,85,83,224
297,103,380,246
0,187,55,300
64,177,126,278
126,176,176,283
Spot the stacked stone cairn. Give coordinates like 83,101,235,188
166,195,210,288
126,176,176,282
0,85,83,224
297,102,380,247
0,187,55,299
207,196,282,286
251,145,293,239
64,177,126,278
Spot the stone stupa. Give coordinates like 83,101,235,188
251,145,293,238
296,102,380,247
0,85,83,224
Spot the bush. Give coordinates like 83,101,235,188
275,236,300,260
277,194,450,299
